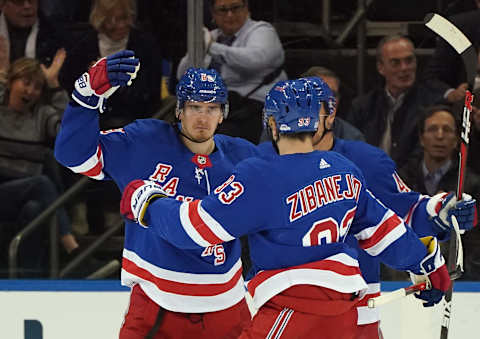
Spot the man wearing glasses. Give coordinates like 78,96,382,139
177,0,286,145
0,0,66,66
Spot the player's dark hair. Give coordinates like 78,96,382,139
418,104,460,136
280,131,316,141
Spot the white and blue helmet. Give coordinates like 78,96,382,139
176,67,229,117
264,78,320,134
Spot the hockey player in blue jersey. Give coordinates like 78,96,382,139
54,50,260,338
295,72,477,339
121,78,452,339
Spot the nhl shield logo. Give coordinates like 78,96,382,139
191,154,212,169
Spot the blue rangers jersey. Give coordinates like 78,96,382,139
332,138,438,324
142,150,430,311
54,103,260,313
257,140,437,324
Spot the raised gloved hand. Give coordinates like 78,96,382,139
120,180,167,227
72,50,140,113
427,192,477,235
410,236,451,307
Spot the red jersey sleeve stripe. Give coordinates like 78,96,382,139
358,214,402,250
188,200,225,245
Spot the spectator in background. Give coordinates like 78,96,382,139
60,0,162,130
398,104,480,280
0,0,66,67
347,35,444,165
0,53,84,276
59,0,163,234
423,1,480,103
302,66,365,141
177,0,287,144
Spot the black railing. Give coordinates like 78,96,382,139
8,97,177,279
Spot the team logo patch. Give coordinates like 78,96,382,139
274,85,287,94
191,154,212,169
201,73,215,82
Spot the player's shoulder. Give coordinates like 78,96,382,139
335,138,394,165
122,119,174,140
215,134,260,160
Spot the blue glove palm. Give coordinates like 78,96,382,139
72,50,140,113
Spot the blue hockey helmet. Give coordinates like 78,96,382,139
264,78,320,134
176,67,229,118
303,76,337,116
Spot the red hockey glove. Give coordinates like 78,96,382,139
410,236,451,307
120,180,167,228
72,50,140,113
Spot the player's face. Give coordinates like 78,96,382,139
100,6,132,42
180,102,223,142
8,75,43,113
377,38,416,97
420,110,458,161
2,0,38,28
212,0,249,36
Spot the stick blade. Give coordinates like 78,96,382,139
424,13,471,54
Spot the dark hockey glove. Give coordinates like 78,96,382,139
72,50,140,113
120,180,167,228
427,192,477,236
410,236,451,307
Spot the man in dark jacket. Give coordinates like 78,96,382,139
399,104,480,280
347,35,444,165
0,0,66,66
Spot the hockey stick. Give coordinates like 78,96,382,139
424,13,476,339
367,216,464,309
367,282,428,308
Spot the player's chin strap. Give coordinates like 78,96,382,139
173,122,214,145
265,125,280,154
316,118,334,145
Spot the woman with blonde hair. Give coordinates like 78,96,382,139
61,0,163,129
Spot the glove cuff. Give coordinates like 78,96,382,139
72,73,106,113
426,192,455,232
417,236,445,274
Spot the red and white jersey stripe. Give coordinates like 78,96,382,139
67,145,105,180
121,249,246,313
355,210,406,256
246,253,368,310
403,194,428,226
179,200,235,247
356,282,381,325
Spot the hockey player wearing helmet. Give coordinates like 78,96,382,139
54,52,260,338
121,78,452,338
175,67,228,149
300,71,476,339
